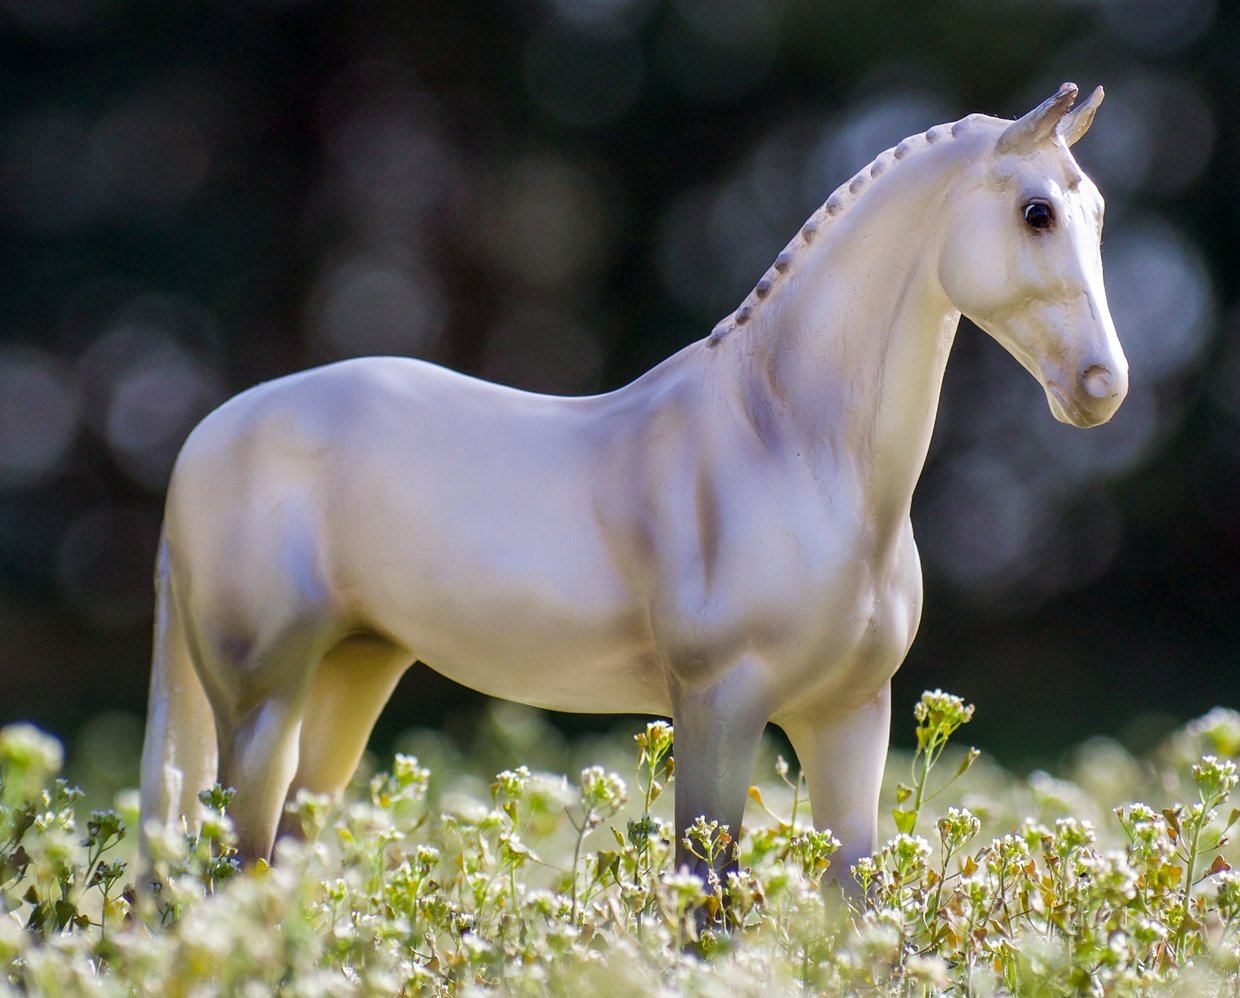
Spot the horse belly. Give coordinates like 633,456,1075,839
425,641,669,715
340,469,666,714
381,574,668,714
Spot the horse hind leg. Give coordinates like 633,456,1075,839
204,610,341,866
139,532,218,865
275,633,413,842
177,491,356,864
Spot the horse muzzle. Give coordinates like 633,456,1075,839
1046,359,1128,428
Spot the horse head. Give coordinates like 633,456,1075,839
938,83,1127,428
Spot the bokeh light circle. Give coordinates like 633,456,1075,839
0,348,81,490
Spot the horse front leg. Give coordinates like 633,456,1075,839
670,659,771,881
781,682,891,887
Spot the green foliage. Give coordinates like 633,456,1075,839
893,689,979,835
6,700,1240,994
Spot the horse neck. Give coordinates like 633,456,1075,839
733,148,965,529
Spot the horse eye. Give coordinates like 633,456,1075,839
1023,200,1054,230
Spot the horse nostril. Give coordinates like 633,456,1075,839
1081,365,1112,399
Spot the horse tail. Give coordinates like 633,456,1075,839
138,525,217,868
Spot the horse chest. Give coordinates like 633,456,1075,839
651,490,922,704
784,524,923,711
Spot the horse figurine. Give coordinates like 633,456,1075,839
140,83,1126,879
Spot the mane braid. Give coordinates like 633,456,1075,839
707,113,983,346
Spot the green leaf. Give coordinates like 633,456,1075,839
892,808,917,834
594,850,620,881
54,899,78,929
26,901,48,931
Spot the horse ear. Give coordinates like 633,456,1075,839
996,82,1079,154
1058,85,1104,147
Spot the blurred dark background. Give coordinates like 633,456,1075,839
0,0,1235,767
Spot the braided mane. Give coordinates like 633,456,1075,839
707,113,988,345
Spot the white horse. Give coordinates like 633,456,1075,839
140,83,1125,877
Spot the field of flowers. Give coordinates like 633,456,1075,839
4,692,1240,995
